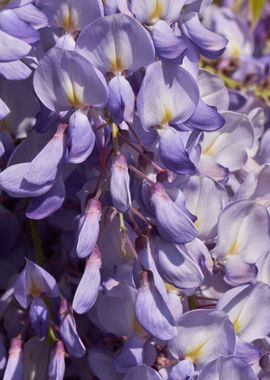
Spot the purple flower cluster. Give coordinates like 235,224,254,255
0,0,270,379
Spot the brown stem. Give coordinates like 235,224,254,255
128,164,155,185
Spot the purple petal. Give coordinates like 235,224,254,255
123,365,162,380
212,200,270,264
201,111,254,172
0,60,31,80
224,256,258,286
110,154,131,213
155,238,204,290
158,126,196,175
48,341,65,380
29,297,49,339
183,175,228,241
76,14,155,74
181,12,228,59
26,176,65,220
134,236,167,300
23,124,67,187
3,337,23,380
0,98,10,120
198,69,229,111
113,335,144,373
150,182,198,244
66,111,95,164
198,356,258,380
72,247,102,314
96,283,136,337
168,310,236,369
151,20,187,60
0,9,39,44
13,3,48,28
88,348,122,380
0,163,53,198
33,47,108,111
137,61,199,130
108,76,135,124
168,359,194,380
72,199,102,259
59,298,86,358
217,282,270,342
0,29,31,62
130,0,185,24
185,99,225,131
14,259,59,308
38,0,103,31
235,339,260,365
135,271,177,341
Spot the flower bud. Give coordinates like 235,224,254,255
110,154,131,213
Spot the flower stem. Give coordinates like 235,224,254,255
29,220,44,266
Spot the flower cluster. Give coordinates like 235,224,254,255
0,0,270,379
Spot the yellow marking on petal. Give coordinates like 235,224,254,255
165,283,178,293
160,108,173,125
227,239,240,257
229,41,241,59
67,84,83,109
61,6,77,33
194,219,201,231
149,0,164,23
202,142,216,156
110,56,124,75
185,340,209,363
29,282,42,297
232,313,242,334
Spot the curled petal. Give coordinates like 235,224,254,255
26,176,65,220
151,20,187,60
66,111,95,164
23,124,67,187
59,299,86,358
108,76,135,124
48,341,65,380
72,199,102,259
3,337,23,380
185,100,225,132
72,247,102,314
150,182,198,244
110,154,131,213
155,238,204,290
135,271,177,341
0,9,39,44
29,297,49,339
181,12,228,59
0,163,53,198
158,126,196,175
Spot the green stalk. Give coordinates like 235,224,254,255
29,220,44,266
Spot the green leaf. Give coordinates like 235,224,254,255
249,0,265,26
